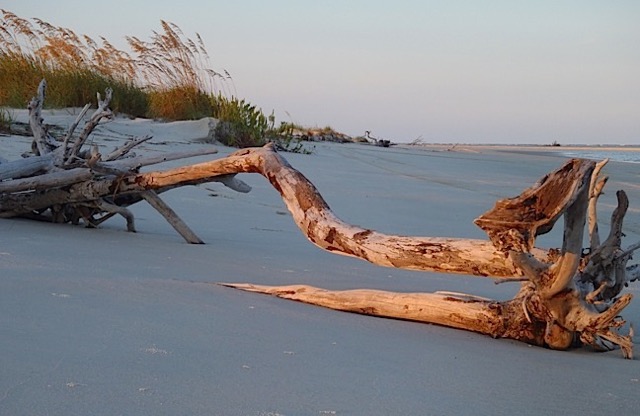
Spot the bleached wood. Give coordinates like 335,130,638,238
213,174,252,193
209,149,637,357
104,135,152,161
65,88,113,164
221,283,505,335
61,104,91,154
106,147,219,170
0,147,221,193
28,79,59,155
95,199,136,232
588,159,608,251
543,178,589,298
126,145,544,277
0,145,532,276
0,153,55,180
0,167,93,193
140,190,203,244
581,190,630,305
474,158,595,252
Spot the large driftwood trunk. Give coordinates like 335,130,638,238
215,148,637,357
2,81,638,358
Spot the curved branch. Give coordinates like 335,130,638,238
3,145,595,279
581,190,631,302
28,79,59,155
588,159,609,250
474,158,595,252
220,282,542,345
127,145,530,277
543,178,589,298
65,87,113,164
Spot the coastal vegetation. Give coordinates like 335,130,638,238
0,9,323,150
0,106,12,133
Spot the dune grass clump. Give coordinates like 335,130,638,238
0,10,312,150
0,10,148,115
0,106,13,133
147,86,213,121
0,10,225,120
127,20,227,120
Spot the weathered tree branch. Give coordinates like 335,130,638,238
140,190,203,244
211,146,637,358
104,135,152,161
28,79,59,155
1,79,217,243
65,87,113,164
61,103,92,153
588,159,609,251
220,283,517,339
0,152,56,180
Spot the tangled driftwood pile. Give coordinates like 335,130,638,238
2,81,638,358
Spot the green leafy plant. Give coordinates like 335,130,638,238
211,95,268,148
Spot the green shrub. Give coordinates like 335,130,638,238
211,95,268,148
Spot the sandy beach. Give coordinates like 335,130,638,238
1,114,639,415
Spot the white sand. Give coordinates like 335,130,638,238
1,113,639,415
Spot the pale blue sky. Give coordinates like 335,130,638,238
4,1,639,144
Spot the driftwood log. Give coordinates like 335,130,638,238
0,79,227,243
2,81,638,358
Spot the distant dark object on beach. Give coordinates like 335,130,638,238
547,140,562,147
364,130,392,147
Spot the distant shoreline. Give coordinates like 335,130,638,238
393,143,640,164
402,143,640,152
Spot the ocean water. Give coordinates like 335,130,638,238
559,149,640,163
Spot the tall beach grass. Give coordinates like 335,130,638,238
0,106,12,133
0,9,225,120
0,10,313,149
